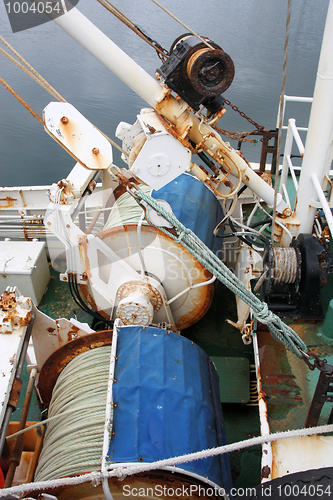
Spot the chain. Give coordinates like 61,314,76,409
212,127,260,143
212,99,266,143
224,99,265,131
135,25,169,62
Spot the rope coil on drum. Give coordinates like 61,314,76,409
272,246,298,284
34,346,111,482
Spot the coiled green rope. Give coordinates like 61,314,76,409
34,346,111,482
130,186,307,357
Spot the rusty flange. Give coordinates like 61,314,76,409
116,281,163,311
38,330,112,407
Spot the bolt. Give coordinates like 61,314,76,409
92,147,99,155
282,207,292,218
60,116,68,124
114,403,118,408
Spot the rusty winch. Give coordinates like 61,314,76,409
157,34,235,113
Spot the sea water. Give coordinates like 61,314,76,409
0,0,329,186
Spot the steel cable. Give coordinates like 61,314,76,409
34,346,111,482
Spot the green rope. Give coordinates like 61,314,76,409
130,186,307,358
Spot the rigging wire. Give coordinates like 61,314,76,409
0,77,43,124
0,36,127,155
271,0,293,239
0,35,66,102
149,0,213,49
96,0,169,61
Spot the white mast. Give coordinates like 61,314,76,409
295,0,333,233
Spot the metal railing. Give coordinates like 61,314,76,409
278,95,313,211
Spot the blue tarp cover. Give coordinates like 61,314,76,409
107,326,232,490
152,173,223,253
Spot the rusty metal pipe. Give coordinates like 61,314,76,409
4,366,38,487
0,316,34,457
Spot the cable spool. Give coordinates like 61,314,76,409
261,239,302,317
157,34,234,113
35,345,111,482
81,173,223,330
272,247,298,284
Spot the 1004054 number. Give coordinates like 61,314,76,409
277,484,332,497
5,2,63,14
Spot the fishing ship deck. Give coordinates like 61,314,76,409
12,265,333,490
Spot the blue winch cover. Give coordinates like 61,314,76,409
108,326,232,491
152,173,223,253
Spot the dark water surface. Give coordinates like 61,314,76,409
0,0,330,186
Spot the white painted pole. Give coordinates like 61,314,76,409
53,8,164,106
295,0,333,233
53,7,290,214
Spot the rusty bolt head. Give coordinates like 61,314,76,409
61,116,69,124
114,402,118,408
282,207,292,218
92,147,99,155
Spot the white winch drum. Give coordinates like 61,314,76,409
81,173,223,330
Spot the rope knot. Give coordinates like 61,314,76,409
175,232,185,243
175,228,191,243
255,303,273,324
90,471,102,487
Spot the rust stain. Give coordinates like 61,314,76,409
38,330,112,407
20,211,30,241
0,291,32,327
67,324,80,342
18,190,27,208
96,224,215,330
8,378,22,408
261,465,271,479
0,291,16,311
116,281,163,311
0,196,17,209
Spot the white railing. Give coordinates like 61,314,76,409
278,95,333,238
278,95,313,211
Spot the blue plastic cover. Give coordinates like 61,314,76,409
107,326,232,491
152,173,223,253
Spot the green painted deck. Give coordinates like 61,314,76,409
12,266,333,489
